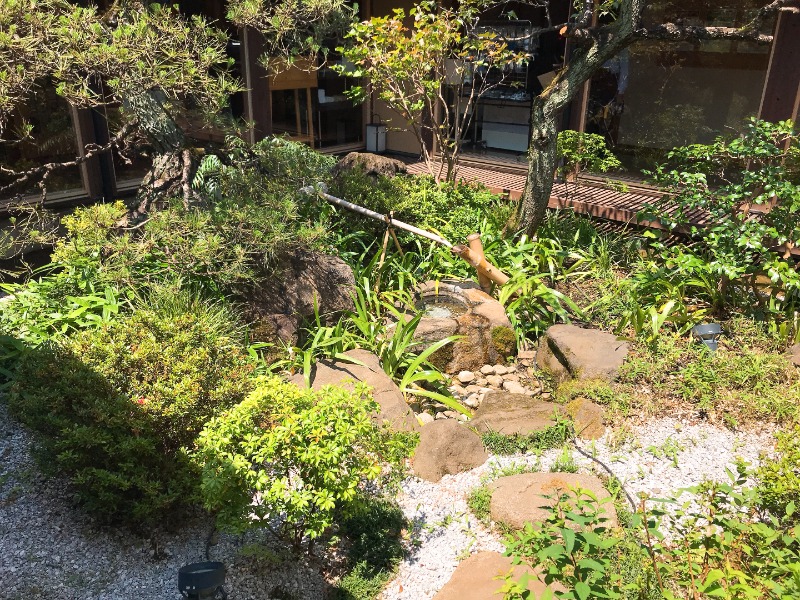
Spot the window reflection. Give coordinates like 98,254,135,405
0,84,83,198
586,0,775,173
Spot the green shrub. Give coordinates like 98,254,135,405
757,426,800,524
195,377,415,552
329,173,509,253
642,119,800,330
5,294,254,522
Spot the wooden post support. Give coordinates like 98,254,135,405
467,233,492,293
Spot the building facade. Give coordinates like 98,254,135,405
1,0,798,207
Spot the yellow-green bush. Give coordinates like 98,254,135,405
6,295,254,523
194,377,415,552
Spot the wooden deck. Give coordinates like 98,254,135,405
404,159,688,230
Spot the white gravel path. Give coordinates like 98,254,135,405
0,399,776,600
381,417,775,600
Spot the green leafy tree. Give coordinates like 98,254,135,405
337,0,526,181
0,0,351,210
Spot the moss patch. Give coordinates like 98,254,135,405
491,325,516,360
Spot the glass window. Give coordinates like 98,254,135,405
0,83,83,199
453,2,567,162
585,1,775,173
315,57,363,148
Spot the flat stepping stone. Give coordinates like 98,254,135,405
536,324,628,381
433,551,558,599
412,420,487,482
470,391,560,435
489,472,617,530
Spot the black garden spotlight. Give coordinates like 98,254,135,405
691,323,722,352
178,561,226,599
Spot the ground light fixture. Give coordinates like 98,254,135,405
691,323,722,351
178,561,226,599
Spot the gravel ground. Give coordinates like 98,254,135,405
0,400,776,600
381,417,776,600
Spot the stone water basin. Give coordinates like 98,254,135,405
413,280,516,373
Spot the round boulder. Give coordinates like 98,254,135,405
412,420,487,482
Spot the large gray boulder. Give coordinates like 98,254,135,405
489,472,617,530
412,420,487,482
536,324,628,382
289,349,419,433
433,551,558,600
333,152,407,178
247,249,355,345
470,391,560,436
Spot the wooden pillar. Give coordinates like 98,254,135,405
240,27,272,143
758,3,800,123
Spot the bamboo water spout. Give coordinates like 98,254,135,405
301,182,512,286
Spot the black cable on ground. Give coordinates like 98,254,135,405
571,438,638,511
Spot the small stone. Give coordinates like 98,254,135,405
475,378,488,386
464,394,480,408
486,375,504,388
435,412,449,420
443,410,459,419
517,350,536,361
493,365,509,376
502,380,526,394
480,365,495,375
465,384,482,394
457,370,476,384
503,373,520,382
540,392,552,400
449,384,467,396
458,413,469,422
418,412,435,425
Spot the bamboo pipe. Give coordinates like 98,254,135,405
451,244,510,287
467,233,492,293
301,183,453,248
301,183,512,287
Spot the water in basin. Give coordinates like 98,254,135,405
417,297,468,319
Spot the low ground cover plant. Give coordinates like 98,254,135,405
503,470,800,599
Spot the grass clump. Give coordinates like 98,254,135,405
757,426,800,525
467,485,494,526
617,333,800,424
481,419,573,455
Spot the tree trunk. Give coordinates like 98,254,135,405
513,96,559,236
511,0,645,237
122,89,192,216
